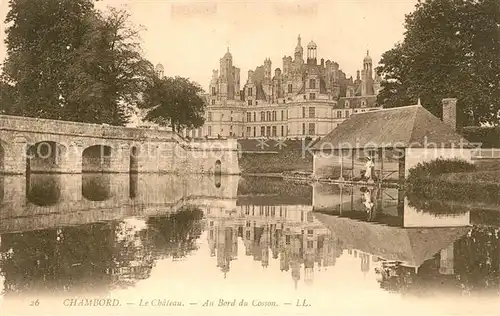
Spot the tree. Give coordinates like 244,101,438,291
377,0,500,127
1,1,151,126
2,0,97,119
139,75,206,132
64,7,152,125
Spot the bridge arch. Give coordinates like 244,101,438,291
215,160,222,175
130,146,139,173
82,145,112,173
26,141,67,173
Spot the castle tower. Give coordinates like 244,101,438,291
361,50,374,96
155,63,164,78
294,34,304,63
307,41,317,65
264,58,272,81
219,48,235,100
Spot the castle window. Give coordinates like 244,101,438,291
253,112,256,122
281,125,284,136
309,79,316,89
307,241,314,249
208,126,212,136
302,123,306,135
267,111,271,121
272,111,276,121
288,84,293,93
253,127,256,137
302,107,306,118
309,107,315,118
266,126,271,136
308,123,315,135
211,99,215,105
246,127,251,135
207,112,212,121
337,111,342,118
281,110,284,121
261,111,265,121
272,126,277,137
260,126,265,136
345,110,349,118
361,99,367,107
248,87,253,96
211,87,216,96
248,99,252,106
309,93,316,100
255,101,258,105
345,100,350,108
303,95,307,100
247,112,252,122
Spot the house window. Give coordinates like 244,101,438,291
260,126,265,136
309,78,316,89
288,84,293,93
266,126,271,136
208,126,212,136
248,99,252,106
208,112,212,121
247,112,252,122
309,107,315,118
246,127,251,135
302,107,306,118
261,111,265,121
272,111,276,121
308,123,315,135
272,126,277,136
211,99,215,105
337,110,342,118
253,127,256,137
248,87,253,96
281,125,284,136
302,123,306,135
309,93,316,100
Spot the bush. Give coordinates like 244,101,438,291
407,158,476,182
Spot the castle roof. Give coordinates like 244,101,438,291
312,105,473,150
307,41,317,49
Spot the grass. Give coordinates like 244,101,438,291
238,139,313,174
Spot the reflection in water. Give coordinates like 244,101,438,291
129,173,138,199
214,174,221,188
26,174,61,206
0,175,499,312
82,174,111,201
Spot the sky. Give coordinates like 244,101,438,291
0,0,418,91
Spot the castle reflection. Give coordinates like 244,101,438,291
0,174,499,298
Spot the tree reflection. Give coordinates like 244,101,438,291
376,226,500,296
0,207,205,295
26,175,61,206
145,206,204,260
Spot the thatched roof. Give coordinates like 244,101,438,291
312,105,473,150
314,212,470,267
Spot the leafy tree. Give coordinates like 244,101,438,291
139,75,206,132
2,0,97,119
64,7,151,125
1,1,150,126
377,0,500,127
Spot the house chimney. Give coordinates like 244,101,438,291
442,98,457,131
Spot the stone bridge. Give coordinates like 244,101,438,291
0,173,240,234
0,115,240,175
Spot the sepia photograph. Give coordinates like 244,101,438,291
0,0,499,315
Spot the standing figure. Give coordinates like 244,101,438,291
364,157,375,180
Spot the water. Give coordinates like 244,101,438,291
0,174,499,316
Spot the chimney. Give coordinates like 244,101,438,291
442,98,457,131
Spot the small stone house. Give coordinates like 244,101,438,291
310,99,475,183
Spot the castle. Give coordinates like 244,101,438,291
183,35,382,139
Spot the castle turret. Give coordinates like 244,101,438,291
155,63,164,78
307,40,317,65
361,50,374,96
294,34,304,62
